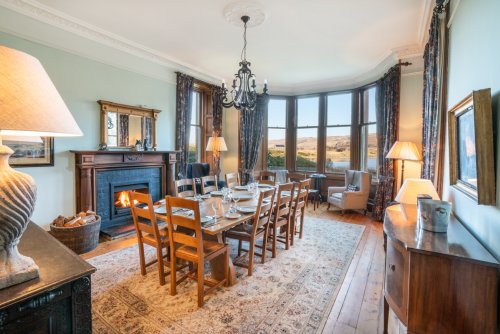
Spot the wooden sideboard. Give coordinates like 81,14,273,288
383,204,499,334
0,223,96,333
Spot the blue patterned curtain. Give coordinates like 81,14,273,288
118,114,129,147
421,1,448,195
211,85,223,136
175,72,194,178
240,94,269,184
373,64,401,221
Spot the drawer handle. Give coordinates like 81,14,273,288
390,264,396,271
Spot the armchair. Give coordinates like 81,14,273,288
327,170,372,214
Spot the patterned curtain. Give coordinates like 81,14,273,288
421,1,448,195
373,64,401,221
240,94,269,184
175,72,194,178
119,114,129,147
211,85,223,136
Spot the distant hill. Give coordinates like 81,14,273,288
269,133,376,151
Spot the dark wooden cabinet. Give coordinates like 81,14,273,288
0,223,95,333
383,204,499,334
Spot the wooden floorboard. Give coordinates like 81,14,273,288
81,203,385,333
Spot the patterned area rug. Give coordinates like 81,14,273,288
89,217,365,334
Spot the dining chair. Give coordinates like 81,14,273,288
174,178,197,198
129,191,180,286
290,179,310,245
200,175,218,194
165,196,229,307
267,182,295,258
259,171,276,185
224,188,276,276
225,172,240,188
286,172,307,183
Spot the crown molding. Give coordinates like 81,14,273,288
417,0,434,48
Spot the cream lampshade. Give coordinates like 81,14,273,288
206,136,228,177
0,45,82,289
395,178,440,205
386,141,422,188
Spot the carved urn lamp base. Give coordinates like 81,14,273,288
0,145,39,289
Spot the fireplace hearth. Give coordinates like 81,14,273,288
71,150,177,239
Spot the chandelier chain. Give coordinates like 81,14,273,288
241,19,247,61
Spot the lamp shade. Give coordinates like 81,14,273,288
206,136,228,152
386,141,422,161
395,178,440,205
0,46,82,137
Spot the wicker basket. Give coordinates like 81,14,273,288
49,215,101,255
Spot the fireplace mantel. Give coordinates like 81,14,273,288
71,150,178,215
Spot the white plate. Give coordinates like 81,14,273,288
201,194,211,199
258,184,274,188
200,216,214,223
234,185,248,191
225,212,242,219
237,206,257,214
211,191,223,196
232,194,254,201
153,205,166,214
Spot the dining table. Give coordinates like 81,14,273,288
155,186,277,286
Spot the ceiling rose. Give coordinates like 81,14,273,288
223,1,266,28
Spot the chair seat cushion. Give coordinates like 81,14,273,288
330,193,343,200
175,240,225,259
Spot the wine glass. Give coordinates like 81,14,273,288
211,202,220,220
232,193,240,211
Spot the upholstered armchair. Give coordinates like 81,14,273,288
327,170,372,214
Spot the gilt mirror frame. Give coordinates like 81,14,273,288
98,100,160,150
448,88,496,205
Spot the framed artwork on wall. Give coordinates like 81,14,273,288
448,88,496,205
5,137,54,167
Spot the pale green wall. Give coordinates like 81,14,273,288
0,32,177,227
444,0,500,259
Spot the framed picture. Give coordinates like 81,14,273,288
448,88,496,205
4,137,54,167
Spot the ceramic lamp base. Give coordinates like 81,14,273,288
0,244,39,289
0,145,39,289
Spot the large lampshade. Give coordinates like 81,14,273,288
395,178,440,205
386,141,422,161
0,45,82,289
206,136,228,152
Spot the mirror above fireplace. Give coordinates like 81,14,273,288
98,100,161,150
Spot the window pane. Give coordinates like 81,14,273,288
296,128,317,171
188,125,199,163
297,97,319,127
267,129,286,170
327,93,352,125
325,127,351,173
367,87,376,123
191,91,200,125
268,99,287,127
361,124,378,174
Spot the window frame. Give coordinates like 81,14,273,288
266,97,288,170
358,84,378,175
294,94,321,172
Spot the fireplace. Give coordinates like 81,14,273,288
71,150,178,239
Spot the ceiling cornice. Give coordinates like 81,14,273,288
0,0,434,94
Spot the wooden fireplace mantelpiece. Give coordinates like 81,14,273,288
71,150,178,213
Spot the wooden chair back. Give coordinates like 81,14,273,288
274,182,295,219
225,172,240,188
252,188,276,233
293,179,309,217
129,191,162,242
200,175,218,194
259,171,276,185
287,172,307,183
165,196,203,257
174,178,196,198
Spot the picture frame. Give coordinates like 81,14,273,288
448,88,496,205
5,137,54,167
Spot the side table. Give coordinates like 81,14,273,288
309,173,326,210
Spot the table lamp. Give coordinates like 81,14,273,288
0,45,82,289
386,141,422,188
206,135,228,177
395,178,440,205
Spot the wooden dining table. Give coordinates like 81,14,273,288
155,192,262,286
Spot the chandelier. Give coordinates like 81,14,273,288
220,15,268,111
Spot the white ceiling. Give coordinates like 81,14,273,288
3,0,432,93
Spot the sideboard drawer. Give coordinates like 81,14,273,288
385,239,408,324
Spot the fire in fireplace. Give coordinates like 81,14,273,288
112,185,149,217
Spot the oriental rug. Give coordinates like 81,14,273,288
89,217,364,334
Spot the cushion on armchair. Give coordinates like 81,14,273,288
346,184,359,192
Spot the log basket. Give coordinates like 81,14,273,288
49,216,101,254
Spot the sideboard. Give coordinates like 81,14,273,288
383,204,499,334
0,223,96,333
